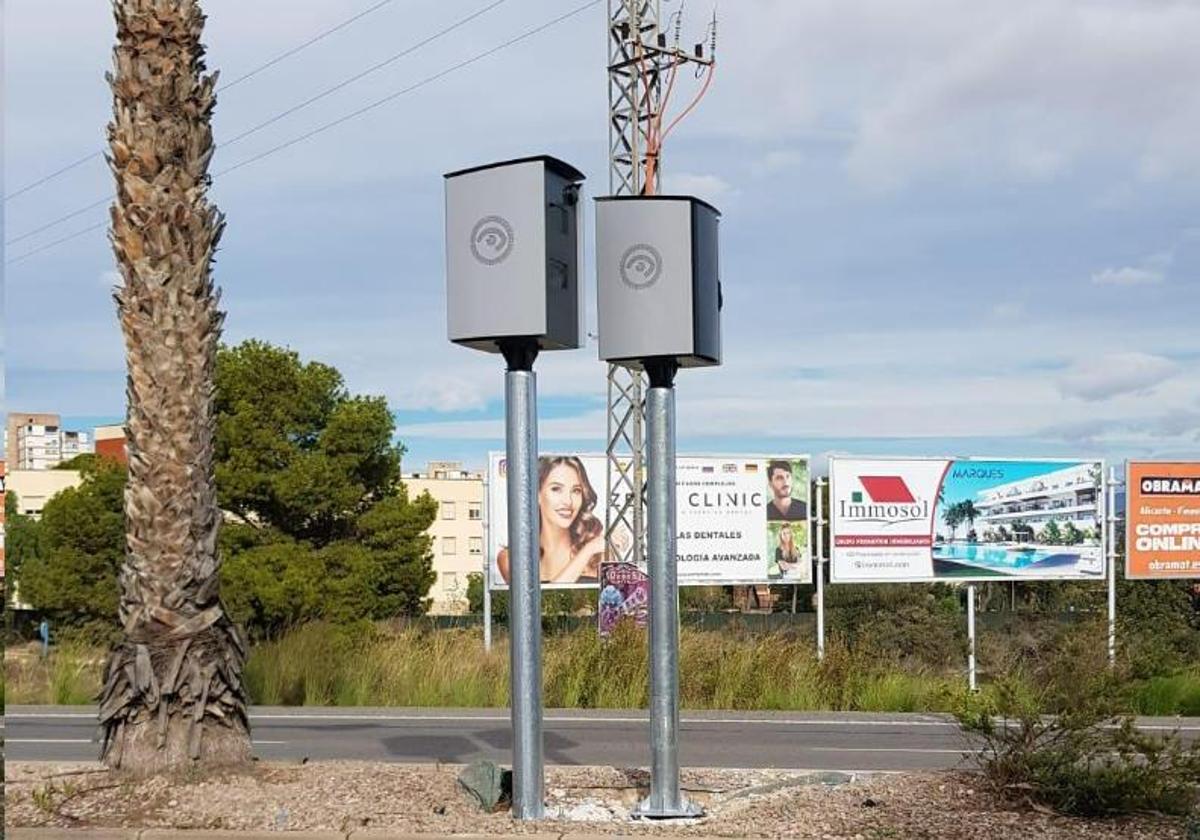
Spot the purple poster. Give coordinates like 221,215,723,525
598,562,649,636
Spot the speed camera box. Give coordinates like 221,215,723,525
444,155,585,352
595,196,721,368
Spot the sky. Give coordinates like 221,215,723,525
4,0,1199,475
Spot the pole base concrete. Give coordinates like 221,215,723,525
634,797,705,820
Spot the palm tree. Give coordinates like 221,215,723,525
99,0,250,774
959,500,979,543
942,502,964,541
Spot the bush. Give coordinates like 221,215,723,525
962,681,1200,817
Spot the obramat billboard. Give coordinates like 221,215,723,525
1126,461,1200,579
830,457,1106,583
486,452,811,589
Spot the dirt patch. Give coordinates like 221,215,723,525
4,761,1189,838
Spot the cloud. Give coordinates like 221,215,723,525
1058,352,1177,401
663,173,735,204
839,1,1200,189
1092,244,1176,286
990,301,1025,320
1091,266,1164,286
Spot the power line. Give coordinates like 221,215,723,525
3,0,398,203
2,151,103,203
7,0,511,247
6,0,603,266
6,220,109,266
217,0,395,93
220,0,509,148
217,0,600,179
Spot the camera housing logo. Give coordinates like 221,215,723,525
470,215,514,265
620,243,663,290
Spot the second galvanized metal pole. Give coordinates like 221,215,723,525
505,359,543,820
639,364,701,819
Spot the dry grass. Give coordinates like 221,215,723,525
7,622,1199,717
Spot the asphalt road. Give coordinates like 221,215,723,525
6,707,1199,772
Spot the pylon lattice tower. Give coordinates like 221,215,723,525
605,0,713,571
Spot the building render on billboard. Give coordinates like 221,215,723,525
405,461,484,615
974,463,1099,538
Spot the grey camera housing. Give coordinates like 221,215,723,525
595,196,722,368
444,156,585,352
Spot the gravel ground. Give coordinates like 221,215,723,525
4,760,1190,839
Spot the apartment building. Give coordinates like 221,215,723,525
7,413,60,466
975,463,1100,536
6,413,94,470
405,461,485,615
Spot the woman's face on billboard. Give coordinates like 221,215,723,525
540,462,585,529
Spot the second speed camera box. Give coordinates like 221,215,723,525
595,196,721,368
444,156,585,352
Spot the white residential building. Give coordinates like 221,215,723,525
14,423,92,470
974,463,1100,536
405,462,485,615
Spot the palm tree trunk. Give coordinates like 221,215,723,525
100,0,250,775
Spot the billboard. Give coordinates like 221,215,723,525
830,457,1105,583
1126,461,1200,579
486,452,812,589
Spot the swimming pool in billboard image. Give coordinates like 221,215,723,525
931,460,1104,579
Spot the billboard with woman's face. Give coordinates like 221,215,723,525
486,453,812,589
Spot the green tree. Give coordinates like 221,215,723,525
1040,520,1063,544
1061,521,1083,546
215,340,400,545
16,458,126,625
17,340,437,640
5,491,45,585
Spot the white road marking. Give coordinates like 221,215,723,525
808,746,965,754
7,739,94,744
6,712,1197,732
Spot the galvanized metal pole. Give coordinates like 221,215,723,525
639,366,700,819
967,584,977,692
816,477,826,661
505,363,543,820
1107,465,1118,668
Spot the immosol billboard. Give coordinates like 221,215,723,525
486,452,811,589
1126,461,1200,579
830,457,1106,583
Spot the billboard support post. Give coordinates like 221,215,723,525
639,362,701,819
815,476,827,661
505,352,544,821
1106,466,1118,668
967,584,977,692
482,474,492,654
483,554,493,653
